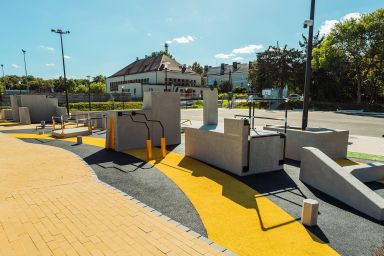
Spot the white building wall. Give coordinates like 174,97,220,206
106,71,202,93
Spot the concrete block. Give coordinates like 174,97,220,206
203,88,218,125
249,132,284,174
265,125,349,161
107,92,181,151
0,109,13,120
18,107,31,124
301,199,319,226
10,95,21,122
55,107,67,117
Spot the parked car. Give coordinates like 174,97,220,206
288,94,302,101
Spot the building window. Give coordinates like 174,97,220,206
134,88,136,95
110,83,118,91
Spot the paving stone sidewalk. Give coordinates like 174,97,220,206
0,133,225,256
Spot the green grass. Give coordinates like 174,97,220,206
347,151,384,162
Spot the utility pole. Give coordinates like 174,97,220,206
51,29,70,115
302,0,315,130
86,76,92,111
21,49,28,90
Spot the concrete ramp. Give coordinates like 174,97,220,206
300,147,384,221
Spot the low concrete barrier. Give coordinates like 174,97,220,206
300,147,384,221
0,109,13,120
265,125,348,161
19,107,31,124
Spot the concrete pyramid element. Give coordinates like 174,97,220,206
300,147,384,221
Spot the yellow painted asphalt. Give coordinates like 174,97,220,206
127,149,338,256
0,133,223,256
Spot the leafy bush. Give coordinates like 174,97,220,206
233,86,247,93
67,101,142,111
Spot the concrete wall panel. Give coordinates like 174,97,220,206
265,126,348,161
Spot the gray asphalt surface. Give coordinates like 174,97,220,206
181,109,384,137
19,138,207,237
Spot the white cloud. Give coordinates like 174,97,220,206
11,64,20,68
214,53,235,59
165,40,172,44
39,45,55,51
319,12,362,36
319,20,339,36
167,35,195,44
64,55,71,59
232,44,263,54
45,63,55,67
342,12,361,21
232,57,244,62
147,32,152,37
174,35,194,44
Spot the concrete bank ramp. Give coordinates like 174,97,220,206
300,147,384,221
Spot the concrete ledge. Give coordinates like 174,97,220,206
265,125,349,161
52,127,92,138
300,147,384,221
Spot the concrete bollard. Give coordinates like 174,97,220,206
301,199,319,226
77,136,83,145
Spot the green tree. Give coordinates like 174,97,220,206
190,62,203,74
254,43,305,94
313,8,384,104
150,51,175,60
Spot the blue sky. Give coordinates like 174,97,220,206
0,0,382,79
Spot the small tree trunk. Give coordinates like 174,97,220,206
357,80,361,104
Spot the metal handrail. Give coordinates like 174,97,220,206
131,111,164,138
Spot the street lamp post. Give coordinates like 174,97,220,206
86,76,92,111
302,0,316,130
1,64,4,78
51,29,70,115
163,62,170,91
121,85,125,110
21,49,28,90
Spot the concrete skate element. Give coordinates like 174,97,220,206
0,109,13,120
10,95,66,123
185,118,284,176
265,125,348,161
18,107,31,125
52,127,92,139
203,88,218,125
300,147,384,221
106,92,180,152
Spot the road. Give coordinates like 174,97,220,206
181,109,384,137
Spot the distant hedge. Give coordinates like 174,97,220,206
67,101,142,111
